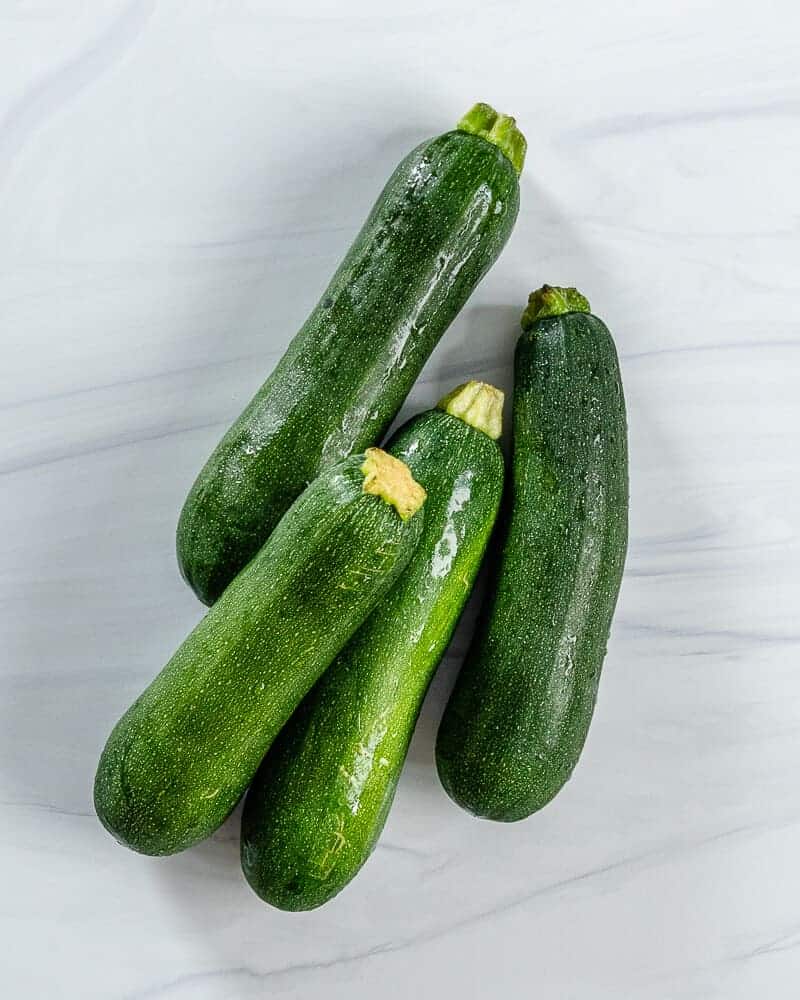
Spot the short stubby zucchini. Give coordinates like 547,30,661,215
436,286,629,822
240,382,505,909
177,102,525,605
94,449,426,856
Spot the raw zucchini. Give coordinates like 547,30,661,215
95,449,425,855
436,286,628,821
178,102,524,605
241,382,505,909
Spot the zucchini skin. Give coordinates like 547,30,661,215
240,410,504,909
177,129,519,605
94,456,422,856
436,311,628,821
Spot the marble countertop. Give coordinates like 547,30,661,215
3,2,799,997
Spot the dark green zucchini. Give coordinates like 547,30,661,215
241,382,505,909
177,102,525,605
94,449,426,855
436,286,629,821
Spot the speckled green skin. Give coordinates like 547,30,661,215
240,410,504,909
94,456,423,856
436,310,628,821
177,129,520,605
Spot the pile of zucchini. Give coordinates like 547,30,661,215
94,102,628,910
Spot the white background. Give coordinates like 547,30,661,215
2,1,799,997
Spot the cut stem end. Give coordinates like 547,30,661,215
361,448,426,521
437,380,505,440
521,285,591,330
457,102,527,175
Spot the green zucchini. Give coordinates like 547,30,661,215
436,286,629,821
240,382,505,909
177,102,525,605
94,449,426,856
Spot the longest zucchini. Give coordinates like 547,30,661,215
95,449,425,856
178,103,525,605
241,382,505,909
436,286,628,821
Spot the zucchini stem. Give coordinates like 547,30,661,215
521,285,591,330
437,381,504,440
361,448,426,521
457,102,527,175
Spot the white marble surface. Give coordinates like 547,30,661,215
2,1,799,997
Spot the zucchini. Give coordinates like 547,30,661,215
177,102,525,605
94,449,426,856
436,286,629,821
240,382,505,909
